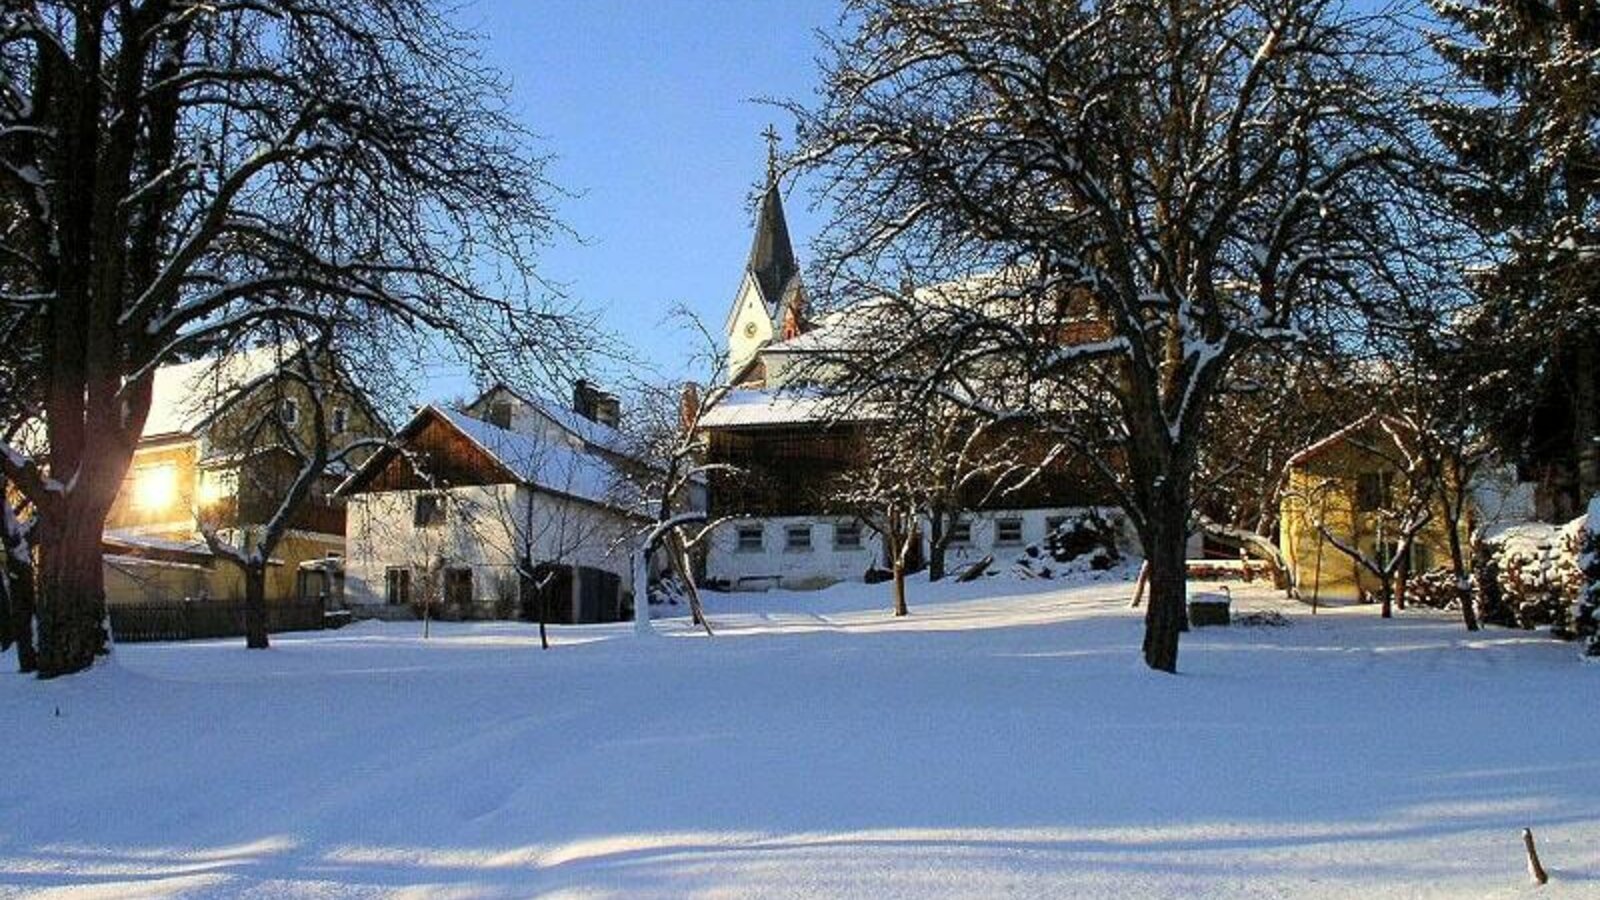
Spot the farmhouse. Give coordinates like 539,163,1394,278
102,344,384,607
337,384,652,623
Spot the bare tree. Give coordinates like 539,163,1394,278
787,0,1448,670
0,1,599,676
619,307,747,636
193,327,387,649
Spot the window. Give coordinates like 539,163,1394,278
1356,471,1393,512
132,463,179,511
413,494,445,528
1045,515,1067,536
996,518,1024,546
331,406,350,436
385,567,411,606
487,401,513,430
785,524,813,552
197,467,236,505
834,521,863,550
279,397,300,426
949,519,973,546
736,525,764,553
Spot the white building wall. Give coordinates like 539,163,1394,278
345,484,639,614
707,506,1139,591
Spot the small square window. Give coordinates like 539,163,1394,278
996,518,1024,546
785,524,813,552
1356,471,1393,512
736,525,764,553
834,521,862,550
949,520,973,545
413,494,445,528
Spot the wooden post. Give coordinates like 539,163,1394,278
1130,560,1150,608
1522,828,1549,886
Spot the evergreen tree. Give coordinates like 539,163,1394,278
1427,1,1600,518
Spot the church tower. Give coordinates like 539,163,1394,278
724,130,807,383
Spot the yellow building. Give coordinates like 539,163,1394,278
103,344,384,607
1278,414,1466,604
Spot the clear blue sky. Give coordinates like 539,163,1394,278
429,0,843,395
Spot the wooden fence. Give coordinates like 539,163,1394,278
108,597,329,643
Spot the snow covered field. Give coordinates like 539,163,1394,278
2,575,1597,899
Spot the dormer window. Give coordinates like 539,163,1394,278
488,401,513,429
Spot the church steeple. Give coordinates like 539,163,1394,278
745,140,799,312
725,129,808,381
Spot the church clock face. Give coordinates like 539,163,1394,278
744,322,758,339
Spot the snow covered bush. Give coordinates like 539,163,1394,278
1012,512,1123,580
1407,568,1461,611
1044,513,1121,569
1475,524,1583,633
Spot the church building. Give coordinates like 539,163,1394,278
696,155,1131,591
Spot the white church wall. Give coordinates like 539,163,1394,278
727,273,774,376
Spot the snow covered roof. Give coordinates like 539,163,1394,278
142,344,301,439
696,388,880,429
1285,412,1410,468
467,383,639,461
347,405,638,512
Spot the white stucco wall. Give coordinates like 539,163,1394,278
344,484,639,613
706,507,1139,591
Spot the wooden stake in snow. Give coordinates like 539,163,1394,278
1522,828,1549,886
1130,560,1150,608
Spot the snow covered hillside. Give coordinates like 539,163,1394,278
2,577,1596,898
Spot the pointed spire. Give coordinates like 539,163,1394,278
746,126,799,310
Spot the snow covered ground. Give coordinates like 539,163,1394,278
2,574,1597,898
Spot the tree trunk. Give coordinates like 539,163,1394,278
892,558,908,617
1444,510,1479,631
927,511,946,582
1141,517,1188,673
6,561,38,674
33,513,108,678
1574,333,1599,505
244,565,270,649
538,580,550,650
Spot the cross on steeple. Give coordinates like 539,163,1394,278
762,124,781,186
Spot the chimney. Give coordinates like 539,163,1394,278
679,382,702,431
573,379,621,428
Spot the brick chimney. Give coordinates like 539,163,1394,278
679,382,701,431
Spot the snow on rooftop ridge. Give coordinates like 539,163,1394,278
435,406,635,510
143,343,302,439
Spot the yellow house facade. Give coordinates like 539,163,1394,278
1278,415,1467,604
102,345,384,606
